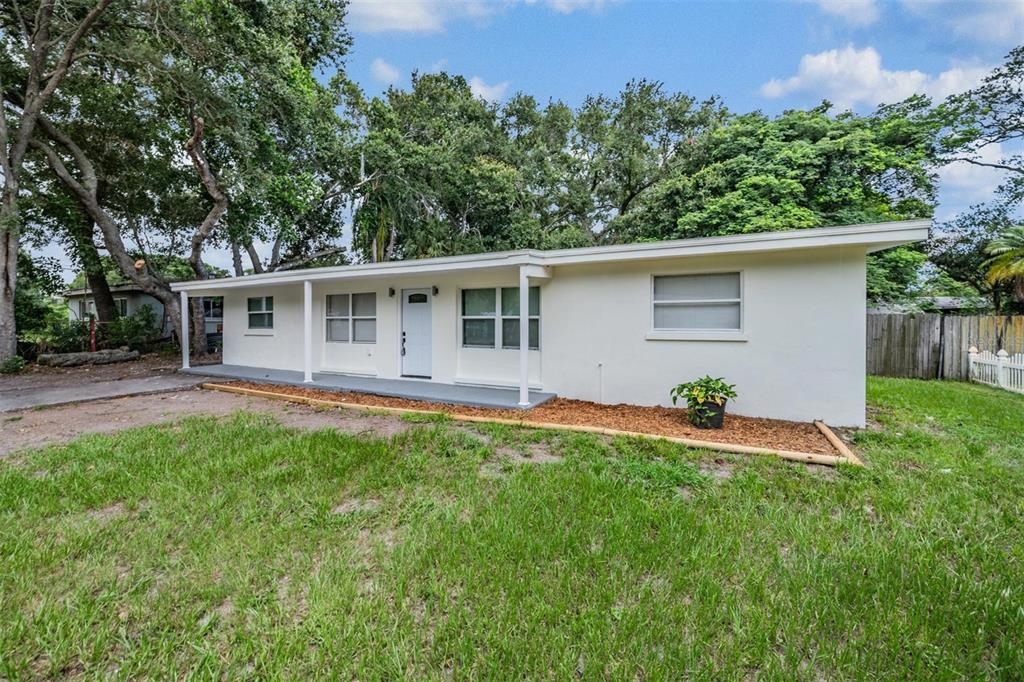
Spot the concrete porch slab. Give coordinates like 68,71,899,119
181,364,556,409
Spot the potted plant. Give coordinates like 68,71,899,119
670,376,737,429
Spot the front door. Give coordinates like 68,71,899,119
401,288,432,377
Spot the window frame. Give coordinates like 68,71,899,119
648,271,746,342
460,286,540,350
325,292,377,344
247,296,274,331
499,287,540,351
459,288,498,349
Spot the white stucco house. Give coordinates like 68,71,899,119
172,220,930,426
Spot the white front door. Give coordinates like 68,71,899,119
401,288,432,377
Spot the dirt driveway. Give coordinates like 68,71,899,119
0,387,415,458
0,355,216,412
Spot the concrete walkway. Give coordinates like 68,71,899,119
182,364,556,409
0,373,213,412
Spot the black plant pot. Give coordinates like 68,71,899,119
689,399,727,429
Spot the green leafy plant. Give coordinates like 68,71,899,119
670,376,738,427
0,356,26,374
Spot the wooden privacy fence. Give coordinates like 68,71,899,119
867,313,1024,380
969,349,1024,394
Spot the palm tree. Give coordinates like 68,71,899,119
985,225,1024,305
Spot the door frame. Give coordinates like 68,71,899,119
399,287,433,378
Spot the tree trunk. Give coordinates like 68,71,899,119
66,215,117,321
190,297,207,356
231,242,244,276
0,197,18,363
246,242,264,273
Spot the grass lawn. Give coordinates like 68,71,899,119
2,378,1024,679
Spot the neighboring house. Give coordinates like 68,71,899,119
65,284,224,338
172,220,931,426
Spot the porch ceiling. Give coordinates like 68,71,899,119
182,364,556,410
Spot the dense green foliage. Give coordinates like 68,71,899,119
1,379,1023,676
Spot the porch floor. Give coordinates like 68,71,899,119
181,364,556,409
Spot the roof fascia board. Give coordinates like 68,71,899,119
171,219,931,293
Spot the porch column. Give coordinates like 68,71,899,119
518,265,529,406
303,280,313,383
180,290,190,370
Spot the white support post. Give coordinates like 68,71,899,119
997,349,1008,388
518,265,530,406
180,290,190,370
967,346,977,382
303,280,313,383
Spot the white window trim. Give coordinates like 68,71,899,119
499,286,540,351
647,270,747,342
460,287,540,350
247,296,274,333
325,293,377,344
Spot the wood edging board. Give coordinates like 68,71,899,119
201,382,857,467
814,420,865,466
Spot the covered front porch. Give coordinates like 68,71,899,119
183,363,556,409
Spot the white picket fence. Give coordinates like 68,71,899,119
968,347,1024,395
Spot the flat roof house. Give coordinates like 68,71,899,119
173,220,930,426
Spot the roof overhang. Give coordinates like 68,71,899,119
172,219,931,293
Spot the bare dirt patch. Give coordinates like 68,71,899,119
85,502,126,523
221,381,839,455
0,389,414,458
332,497,381,515
496,441,563,464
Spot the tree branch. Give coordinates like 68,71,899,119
184,115,228,279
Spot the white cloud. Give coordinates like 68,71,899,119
370,58,401,85
813,0,879,26
347,1,447,33
759,45,990,110
938,142,1008,203
903,0,1024,45
347,0,612,33
536,0,611,14
469,76,510,102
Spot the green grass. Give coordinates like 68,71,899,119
2,378,1024,679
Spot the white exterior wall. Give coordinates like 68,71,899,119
222,268,541,386
541,246,866,426
218,245,867,425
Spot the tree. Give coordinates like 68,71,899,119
8,0,352,355
938,46,1024,204
929,205,1018,310
984,224,1024,306
0,0,114,362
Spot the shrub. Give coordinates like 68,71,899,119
100,304,159,350
0,356,26,374
670,376,738,428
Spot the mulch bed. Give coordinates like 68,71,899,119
219,381,839,456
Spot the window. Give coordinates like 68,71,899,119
652,273,741,331
203,297,223,320
114,298,128,317
326,293,376,343
461,287,540,349
78,300,89,319
247,296,274,329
